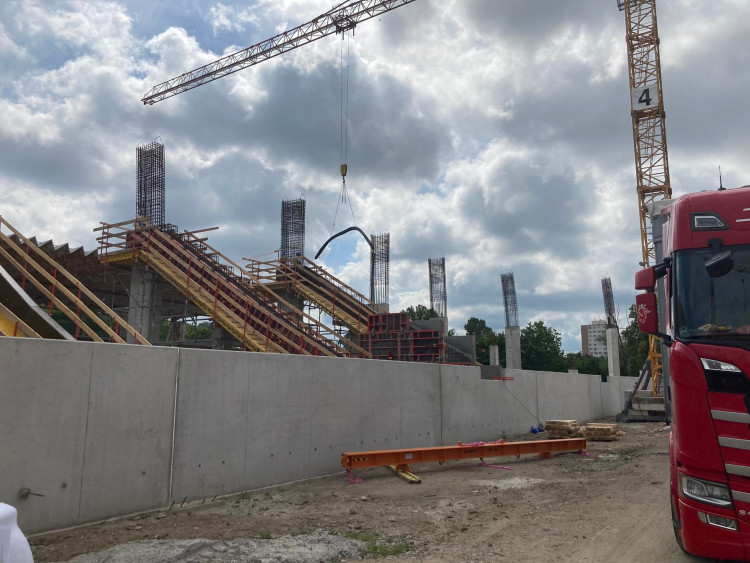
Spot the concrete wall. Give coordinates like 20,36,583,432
0,338,635,534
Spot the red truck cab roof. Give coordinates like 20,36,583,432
661,185,750,255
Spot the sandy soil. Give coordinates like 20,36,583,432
29,421,708,562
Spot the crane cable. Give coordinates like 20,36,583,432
331,32,356,234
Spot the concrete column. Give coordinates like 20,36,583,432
438,317,449,337
212,325,237,350
489,344,499,366
606,327,620,379
127,263,163,344
505,325,521,369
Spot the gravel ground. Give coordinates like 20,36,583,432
30,420,702,563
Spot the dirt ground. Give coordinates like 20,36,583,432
29,420,707,562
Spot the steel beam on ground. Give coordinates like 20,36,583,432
341,438,586,471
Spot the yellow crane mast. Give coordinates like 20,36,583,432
618,0,672,396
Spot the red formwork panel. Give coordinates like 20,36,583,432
358,327,443,363
367,312,409,333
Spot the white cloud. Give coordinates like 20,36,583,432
208,3,259,36
1,0,748,353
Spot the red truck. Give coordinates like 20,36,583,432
636,185,750,558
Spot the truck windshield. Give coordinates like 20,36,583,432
674,245,750,339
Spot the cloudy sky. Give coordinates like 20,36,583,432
2,0,749,352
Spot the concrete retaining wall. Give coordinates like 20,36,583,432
0,338,635,534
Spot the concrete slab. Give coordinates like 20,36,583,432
79,343,177,521
536,371,592,423
0,339,92,533
359,360,403,451
492,369,539,436
171,348,251,501
245,354,316,488
439,365,484,445
400,362,441,448
306,356,361,477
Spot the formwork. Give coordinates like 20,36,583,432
358,312,443,362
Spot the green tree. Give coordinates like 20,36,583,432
620,304,649,377
566,352,607,377
464,317,504,365
521,320,567,372
185,321,214,340
403,304,438,320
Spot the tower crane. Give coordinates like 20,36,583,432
141,0,417,105
617,0,671,398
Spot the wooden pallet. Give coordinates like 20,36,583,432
545,420,580,439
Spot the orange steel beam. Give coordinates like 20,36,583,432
341,438,586,471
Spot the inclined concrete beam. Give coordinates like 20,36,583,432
606,327,621,379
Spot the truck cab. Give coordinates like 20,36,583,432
636,185,750,559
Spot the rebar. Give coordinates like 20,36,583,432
369,233,389,306
602,277,617,328
501,272,519,328
280,198,306,259
136,140,166,227
428,257,447,318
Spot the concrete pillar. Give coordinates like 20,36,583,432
127,263,163,344
433,316,449,337
505,325,521,369
212,325,236,350
606,327,620,379
489,344,499,366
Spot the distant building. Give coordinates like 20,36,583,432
581,320,608,358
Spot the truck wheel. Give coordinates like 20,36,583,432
671,495,686,553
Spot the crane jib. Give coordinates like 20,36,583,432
142,0,418,105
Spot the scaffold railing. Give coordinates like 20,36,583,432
96,218,370,358
0,215,150,345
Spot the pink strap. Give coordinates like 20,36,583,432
479,460,513,470
346,470,363,484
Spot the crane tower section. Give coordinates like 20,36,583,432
619,0,671,396
619,0,672,266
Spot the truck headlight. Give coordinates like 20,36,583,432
680,474,733,508
701,358,750,394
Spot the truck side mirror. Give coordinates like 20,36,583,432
705,249,733,278
636,293,658,334
635,267,656,290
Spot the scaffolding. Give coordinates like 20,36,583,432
136,140,166,228
601,277,617,328
501,272,519,328
369,233,389,307
428,257,447,318
280,198,306,259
